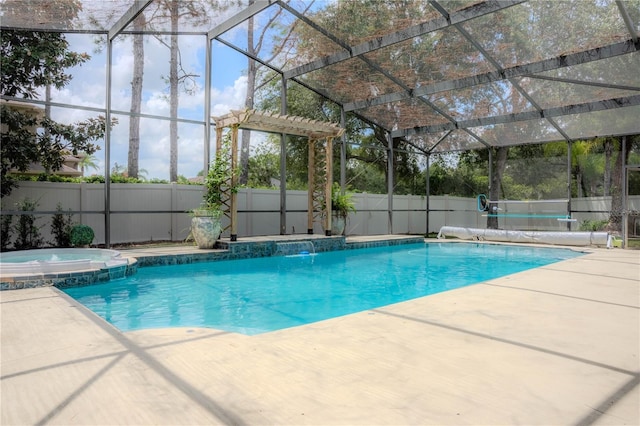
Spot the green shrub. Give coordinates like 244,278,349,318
70,224,94,247
13,198,44,250
51,203,74,247
1,214,13,251
579,219,608,232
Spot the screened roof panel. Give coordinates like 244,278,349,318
362,25,494,89
0,0,133,32
472,118,564,147
406,129,486,153
555,105,640,140
359,99,450,131
0,0,248,33
433,129,487,153
218,5,292,63
461,0,630,69
298,57,406,104
215,4,349,71
269,10,348,71
436,1,489,14
130,0,248,34
427,79,537,121
405,131,451,152
299,0,440,47
516,76,640,111
531,52,640,89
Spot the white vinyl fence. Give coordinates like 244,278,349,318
1,181,639,246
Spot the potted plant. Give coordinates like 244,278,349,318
330,182,356,236
190,133,237,249
70,224,94,247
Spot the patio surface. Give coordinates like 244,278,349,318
1,240,639,425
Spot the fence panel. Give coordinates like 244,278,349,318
2,182,639,246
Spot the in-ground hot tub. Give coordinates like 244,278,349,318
0,248,130,276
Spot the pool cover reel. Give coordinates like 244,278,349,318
437,226,611,247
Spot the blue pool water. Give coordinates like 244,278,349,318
63,243,583,335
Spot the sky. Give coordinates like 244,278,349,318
35,0,338,181
45,30,251,181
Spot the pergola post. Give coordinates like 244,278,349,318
307,136,334,235
325,137,333,236
340,108,347,190
280,76,288,235
215,127,222,152
307,137,315,234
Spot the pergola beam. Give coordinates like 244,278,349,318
213,109,344,139
213,110,343,238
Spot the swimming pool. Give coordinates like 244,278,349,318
63,243,584,335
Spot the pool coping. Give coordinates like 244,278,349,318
0,234,425,290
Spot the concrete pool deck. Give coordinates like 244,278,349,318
1,241,638,425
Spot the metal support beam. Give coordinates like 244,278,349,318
204,36,212,174
280,76,287,235
617,0,639,43
387,133,394,234
208,0,277,39
104,39,113,248
426,130,453,154
523,74,640,92
0,96,206,125
567,141,573,231
426,154,430,236
214,38,283,75
622,136,628,248
108,0,152,40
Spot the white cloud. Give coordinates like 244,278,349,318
212,76,247,117
46,33,249,181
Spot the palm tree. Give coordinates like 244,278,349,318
77,153,99,175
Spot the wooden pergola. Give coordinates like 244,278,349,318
212,109,345,241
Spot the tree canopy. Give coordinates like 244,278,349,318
0,29,112,197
